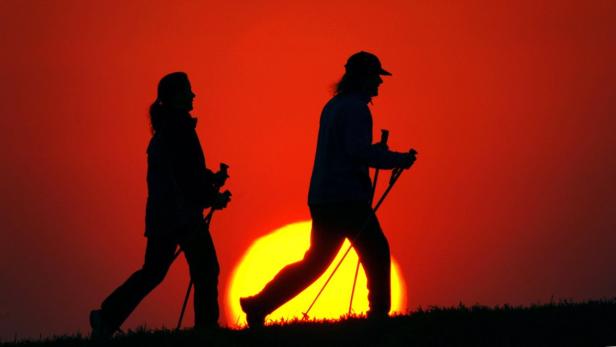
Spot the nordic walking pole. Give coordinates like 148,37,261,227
348,261,361,315
370,130,389,205
176,163,229,330
177,278,194,329
303,159,411,319
349,129,389,315
176,210,214,330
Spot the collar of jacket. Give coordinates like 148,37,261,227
348,91,373,104
161,111,197,131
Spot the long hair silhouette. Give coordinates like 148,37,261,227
334,72,364,95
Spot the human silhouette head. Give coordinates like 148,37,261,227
335,51,391,97
156,72,195,112
149,72,196,133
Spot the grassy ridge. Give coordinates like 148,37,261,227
2,300,615,347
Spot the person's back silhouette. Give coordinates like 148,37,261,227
240,52,416,328
89,72,231,338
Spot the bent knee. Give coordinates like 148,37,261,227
190,260,220,282
209,261,220,278
141,266,169,286
299,252,336,276
373,234,391,259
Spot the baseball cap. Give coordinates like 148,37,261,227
344,51,392,76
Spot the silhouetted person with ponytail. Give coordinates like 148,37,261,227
240,52,416,328
90,72,231,338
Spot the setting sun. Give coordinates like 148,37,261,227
227,221,407,327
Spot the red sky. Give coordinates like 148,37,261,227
1,0,615,340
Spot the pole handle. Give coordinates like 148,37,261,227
219,162,229,181
380,129,389,145
212,163,229,190
219,162,229,174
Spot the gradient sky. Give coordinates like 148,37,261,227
1,0,615,340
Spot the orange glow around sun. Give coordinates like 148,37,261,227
227,221,407,327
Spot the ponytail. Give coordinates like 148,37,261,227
149,99,163,134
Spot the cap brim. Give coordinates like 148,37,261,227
380,68,392,76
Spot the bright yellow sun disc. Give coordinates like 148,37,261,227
227,221,407,327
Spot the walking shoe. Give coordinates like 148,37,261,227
240,296,266,329
193,323,220,337
89,309,114,340
367,310,389,325
194,322,220,333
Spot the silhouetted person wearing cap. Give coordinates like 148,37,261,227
240,51,416,328
89,72,231,338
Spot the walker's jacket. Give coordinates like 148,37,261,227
308,92,409,205
145,110,216,237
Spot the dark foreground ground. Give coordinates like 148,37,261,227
2,300,615,347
